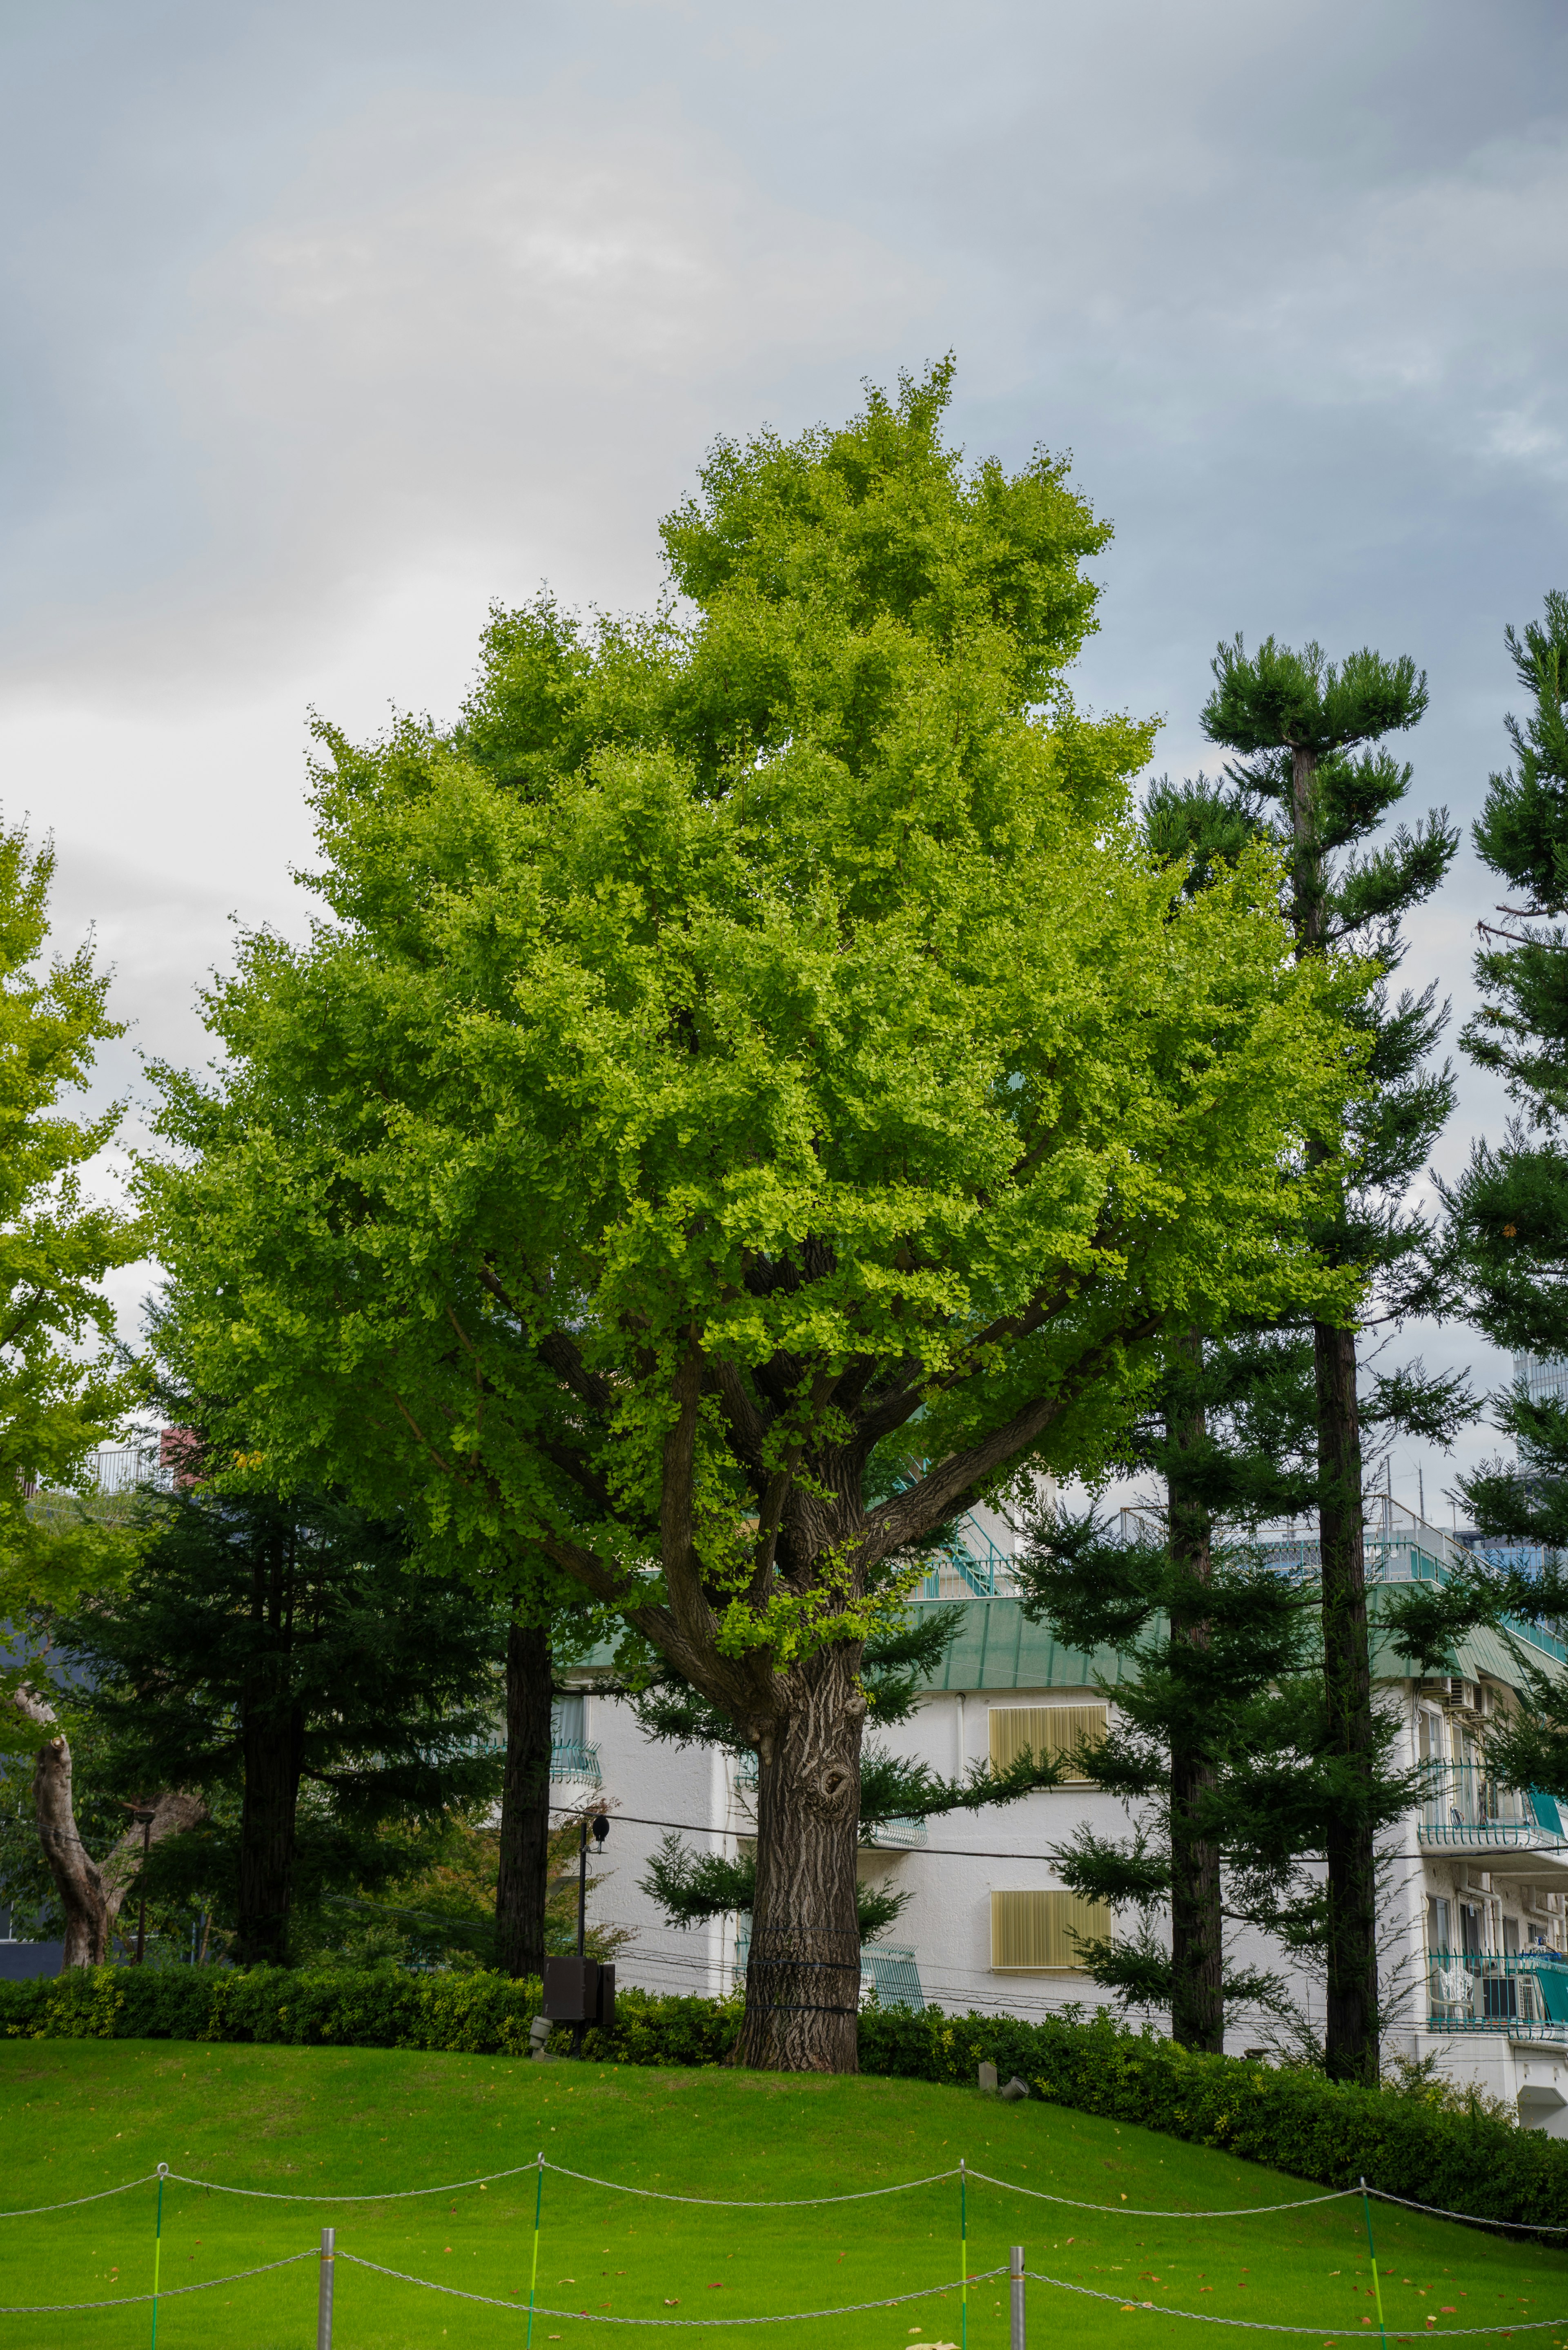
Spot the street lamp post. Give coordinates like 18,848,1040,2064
130,1805,156,1964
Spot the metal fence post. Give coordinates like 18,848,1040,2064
1010,2241,1026,2350
317,2225,335,2350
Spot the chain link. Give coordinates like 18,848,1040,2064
0,2245,316,2314
339,2249,1007,2325
1025,2269,1568,2339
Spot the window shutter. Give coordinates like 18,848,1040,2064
990,1889,1114,1972
989,1705,1107,1784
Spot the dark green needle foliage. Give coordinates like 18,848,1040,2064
54,1487,507,1965
1146,638,1458,2087
1410,593,1568,1779
1013,1333,1419,2059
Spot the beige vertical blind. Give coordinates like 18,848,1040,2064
988,1704,1106,1784
990,1889,1113,1972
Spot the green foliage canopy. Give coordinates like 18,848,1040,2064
0,823,145,1701
143,369,1361,1741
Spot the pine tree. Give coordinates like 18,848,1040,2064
1396,595,1568,1751
1198,639,1457,2083
1443,588,1568,1501
56,1487,506,1964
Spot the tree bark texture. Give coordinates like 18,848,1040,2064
735,1641,865,2072
235,1692,305,1966
9,1686,207,1969
234,1525,305,1967
1289,741,1381,2086
496,1616,554,1978
1166,1333,1224,2054
1314,1313,1380,2084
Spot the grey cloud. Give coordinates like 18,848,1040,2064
3,0,1566,1497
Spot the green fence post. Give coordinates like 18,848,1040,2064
526,2150,544,2348
960,2156,967,2350
149,2163,167,2349
1359,2176,1388,2350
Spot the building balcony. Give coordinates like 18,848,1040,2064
1417,1764,1567,1865
1427,1950,1568,2042
550,1738,602,1786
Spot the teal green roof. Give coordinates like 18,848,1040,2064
568,1588,1568,1699
906,1598,1134,1693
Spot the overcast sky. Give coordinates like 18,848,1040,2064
5,0,1566,1512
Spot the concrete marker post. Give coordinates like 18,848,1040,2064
317,2225,335,2350
1010,2242,1026,2350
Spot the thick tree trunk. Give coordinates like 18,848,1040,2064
496,1616,554,1978
235,1695,305,1967
10,1687,206,1969
1166,1334,1223,2053
1315,1315,1379,2084
735,1643,865,2072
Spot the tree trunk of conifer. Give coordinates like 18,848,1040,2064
1315,1314,1380,2083
735,1642,865,2072
236,1527,303,1966
497,1615,554,1978
236,1692,304,1965
1289,739,1381,2086
1167,1333,1224,2053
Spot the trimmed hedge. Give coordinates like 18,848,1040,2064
0,1963,736,2067
4,1965,1566,2235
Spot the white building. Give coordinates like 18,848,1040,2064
554,1496,1568,2133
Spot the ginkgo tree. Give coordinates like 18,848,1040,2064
143,366,1361,2070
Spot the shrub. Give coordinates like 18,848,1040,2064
4,1967,1565,2234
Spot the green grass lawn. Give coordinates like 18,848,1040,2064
0,2039,1561,2350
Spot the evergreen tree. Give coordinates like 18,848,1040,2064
1397,594,1568,1761
56,1486,506,1964
1013,1330,1427,2057
1198,638,1458,2083
1442,590,1568,1534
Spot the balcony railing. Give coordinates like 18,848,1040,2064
1427,1949,1568,2040
550,1739,602,1785
1417,1764,1563,1855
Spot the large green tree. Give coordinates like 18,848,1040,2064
0,821,144,1651
1200,639,1456,2084
0,821,154,1965
143,370,1359,2070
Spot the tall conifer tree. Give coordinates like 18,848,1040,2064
1399,595,1568,1778
1198,639,1456,2083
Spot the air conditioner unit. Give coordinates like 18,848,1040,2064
1430,1677,1483,1714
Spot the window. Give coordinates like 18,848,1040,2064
990,1889,1113,1973
552,1693,586,1745
989,1706,1107,1785
1427,1895,1450,1953
1460,1901,1483,1956
1417,1709,1446,1764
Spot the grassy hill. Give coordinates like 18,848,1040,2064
1,2039,1559,2349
